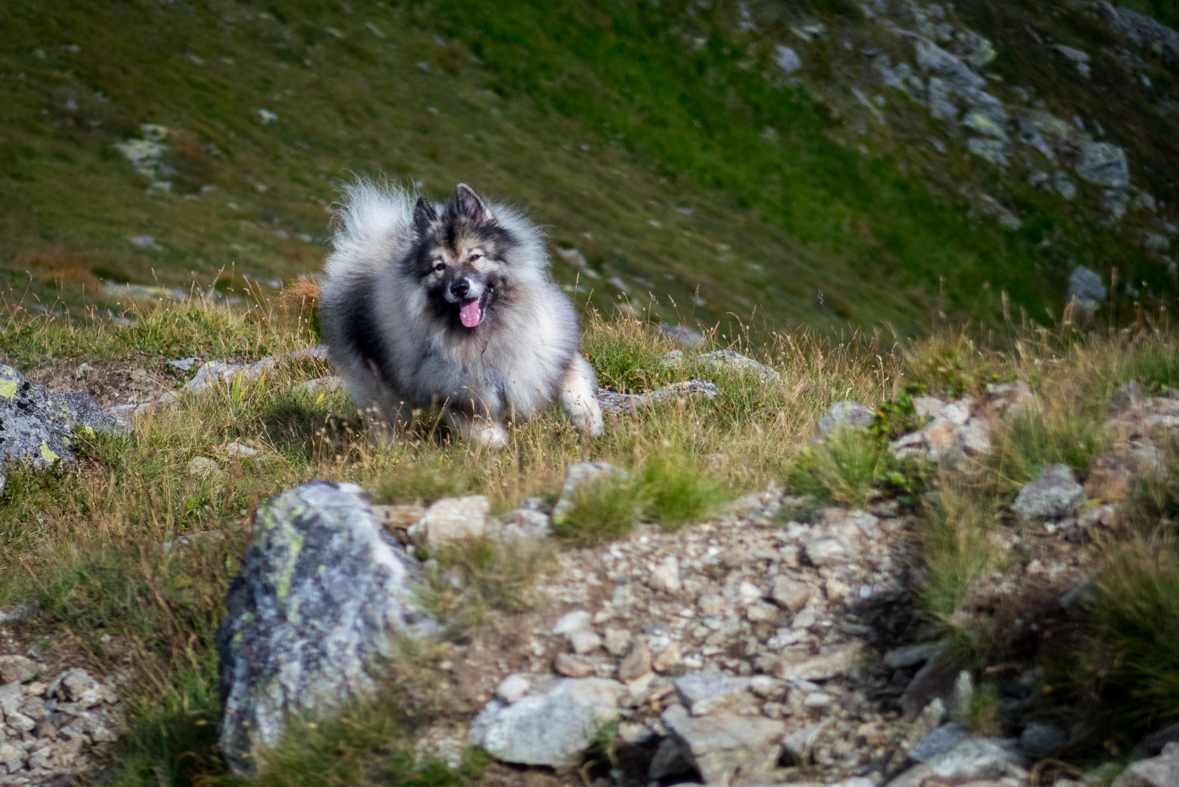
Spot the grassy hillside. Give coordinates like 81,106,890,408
2,0,1176,335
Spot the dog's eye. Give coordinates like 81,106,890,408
469,253,482,262
432,262,446,272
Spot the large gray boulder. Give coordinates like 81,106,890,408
0,364,125,473
468,678,624,767
217,481,434,774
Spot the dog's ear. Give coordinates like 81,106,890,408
413,196,437,235
455,183,492,225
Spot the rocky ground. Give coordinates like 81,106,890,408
4,313,1179,786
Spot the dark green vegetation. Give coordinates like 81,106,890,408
3,1,1176,335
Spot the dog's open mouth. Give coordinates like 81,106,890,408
459,296,484,328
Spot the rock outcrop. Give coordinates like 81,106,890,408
0,364,125,487
217,481,434,774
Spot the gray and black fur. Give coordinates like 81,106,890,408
319,181,603,447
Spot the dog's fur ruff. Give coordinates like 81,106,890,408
319,181,603,447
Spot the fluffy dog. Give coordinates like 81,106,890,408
318,181,603,448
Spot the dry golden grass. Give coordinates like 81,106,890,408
2,296,1179,781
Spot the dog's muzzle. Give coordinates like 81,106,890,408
446,277,488,328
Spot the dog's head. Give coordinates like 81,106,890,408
406,184,517,331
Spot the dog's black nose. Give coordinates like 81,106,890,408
450,279,470,298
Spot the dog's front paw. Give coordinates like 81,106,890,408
470,420,510,450
568,397,604,438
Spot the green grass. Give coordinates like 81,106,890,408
787,428,927,508
252,686,471,787
987,408,1107,493
421,536,554,631
2,0,1173,338
1076,539,1179,743
642,454,726,530
551,474,644,546
918,477,1003,631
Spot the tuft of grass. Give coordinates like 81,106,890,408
917,475,1003,640
642,455,726,531
372,463,476,507
254,699,466,787
987,408,1106,493
966,683,1002,736
551,475,644,547
581,316,676,392
422,536,554,630
788,428,927,508
1077,539,1179,742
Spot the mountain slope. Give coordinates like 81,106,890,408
1,0,1177,334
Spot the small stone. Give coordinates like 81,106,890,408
619,643,652,683
697,594,725,616
570,629,602,655
650,556,682,594
886,738,1027,787
909,723,971,763
675,667,752,716
494,508,551,540
661,705,785,785
74,362,91,379
814,401,875,438
801,533,860,567
736,581,762,605
773,644,861,682
469,678,624,767
775,44,802,74
187,456,220,478
769,576,812,613
223,441,259,458
553,610,592,636
0,743,21,768
495,674,531,705
1068,265,1108,311
653,642,682,673
554,653,594,678
1076,142,1130,189
604,628,631,656
407,495,489,547
1012,464,1085,520
750,675,783,699
804,691,834,709
0,656,41,684
982,381,1036,418
0,681,22,715
884,643,940,669
1020,720,1068,757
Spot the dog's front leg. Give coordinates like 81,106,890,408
447,411,510,450
560,356,604,437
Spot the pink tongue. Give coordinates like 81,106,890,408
459,299,483,328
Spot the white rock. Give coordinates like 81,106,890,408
407,495,489,547
553,610,592,636
495,674,531,705
569,629,603,655
468,678,624,767
650,555,682,594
